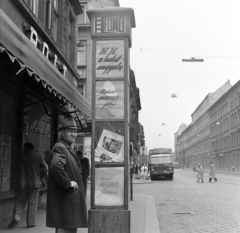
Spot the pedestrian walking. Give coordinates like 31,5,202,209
76,150,90,197
208,161,218,182
197,163,204,183
141,164,148,181
8,142,48,229
46,118,88,233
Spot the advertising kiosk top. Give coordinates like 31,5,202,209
87,7,135,46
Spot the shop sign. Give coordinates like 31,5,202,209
96,40,124,78
95,81,124,119
25,26,67,77
95,16,125,34
95,167,124,206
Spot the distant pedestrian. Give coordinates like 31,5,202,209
141,164,148,181
76,150,90,197
208,161,218,182
197,163,204,182
137,164,140,178
8,143,48,229
46,118,87,232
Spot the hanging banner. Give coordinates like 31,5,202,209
95,129,124,162
96,80,124,119
95,167,124,206
96,40,124,78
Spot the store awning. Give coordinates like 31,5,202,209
0,9,92,121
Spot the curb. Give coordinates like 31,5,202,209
136,194,160,233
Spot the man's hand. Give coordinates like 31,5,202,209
70,181,78,190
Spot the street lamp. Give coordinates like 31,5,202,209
182,57,204,62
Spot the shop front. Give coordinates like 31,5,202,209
0,9,91,221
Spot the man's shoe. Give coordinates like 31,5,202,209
8,220,18,228
27,225,36,228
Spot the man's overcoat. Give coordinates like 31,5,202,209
46,138,88,228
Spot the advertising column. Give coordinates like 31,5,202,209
87,8,135,233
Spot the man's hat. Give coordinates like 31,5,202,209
58,118,78,131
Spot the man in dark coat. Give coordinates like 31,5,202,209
46,118,88,233
76,150,90,196
8,142,48,228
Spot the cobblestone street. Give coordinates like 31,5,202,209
133,169,240,233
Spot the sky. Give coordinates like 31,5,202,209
119,0,240,152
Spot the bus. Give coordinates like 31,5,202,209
149,148,174,180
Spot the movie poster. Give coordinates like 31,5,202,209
95,129,124,162
95,167,124,206
96,40,124,78
95,81,124,119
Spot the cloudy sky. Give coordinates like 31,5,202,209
119,0,240,151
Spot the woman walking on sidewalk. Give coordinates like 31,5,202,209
208,161,218,182
197,163,204,183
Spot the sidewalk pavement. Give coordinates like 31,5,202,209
0,178,160,233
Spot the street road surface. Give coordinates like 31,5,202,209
134,169,240,233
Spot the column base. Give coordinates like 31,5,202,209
88,209,130,233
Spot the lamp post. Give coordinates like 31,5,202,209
182,57,204,62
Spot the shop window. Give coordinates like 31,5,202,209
74,136,83,153
0,92,17,194
23,97,52,158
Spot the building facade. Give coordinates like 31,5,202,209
175,80,233,170
209,79,240,172
0,0,91,221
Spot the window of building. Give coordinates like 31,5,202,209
53,0,59,42
24,0,39,17
78,4,89,24
77,84,85,96
67,10,75,62
78,68,86,78
77,45,86,66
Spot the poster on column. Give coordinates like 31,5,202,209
96,80,124,119
95,167,124,206
96,40,124,78
95,129,124,162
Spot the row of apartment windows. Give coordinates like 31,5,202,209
211,112,240,137
210,102,228,124
211,92,240,124
212,131,240,151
